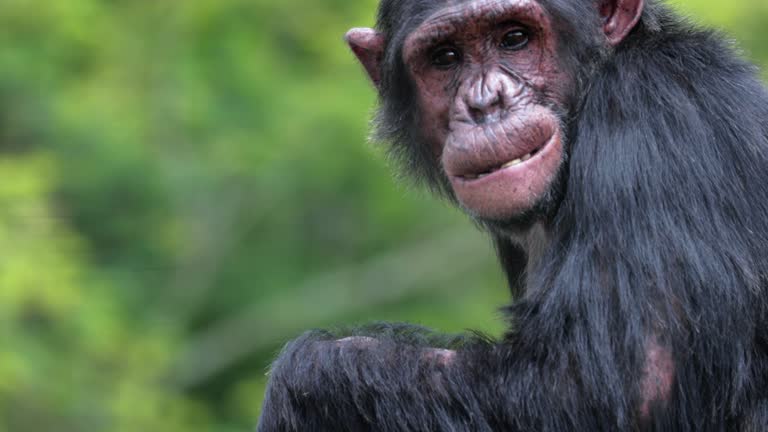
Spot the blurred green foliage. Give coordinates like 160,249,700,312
0,0,766,430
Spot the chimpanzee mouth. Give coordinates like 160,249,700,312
442,112,561,191
457,147,542,180
444,124,563,219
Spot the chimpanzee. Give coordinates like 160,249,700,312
258,0,768,430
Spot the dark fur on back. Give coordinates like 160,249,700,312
514,4,768,428
548,9,768,428
514,4,768,429
258,1,768,430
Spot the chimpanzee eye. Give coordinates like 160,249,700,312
500,29,529,50
431,46,461,68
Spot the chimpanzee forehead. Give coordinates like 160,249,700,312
407,0,549,47
426,0,544,20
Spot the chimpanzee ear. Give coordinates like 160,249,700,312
345,28,385,88
600,0,645,45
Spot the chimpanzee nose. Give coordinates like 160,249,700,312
468,95,502,124
465,74,506,125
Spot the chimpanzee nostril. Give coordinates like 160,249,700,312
468,106,493,124
454,71,521,125
467,95,503,124
462,74,507,125
469,107,485,124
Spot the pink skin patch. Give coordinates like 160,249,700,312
423,348,457,366
336,336,379,348
336,337,456,366
639,336,675,418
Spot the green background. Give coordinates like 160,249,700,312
1,0,766,430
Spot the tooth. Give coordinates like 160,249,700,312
477,173,489,179
521,153,532,162
463,174,478,180
501,158,523,169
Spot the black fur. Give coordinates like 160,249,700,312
258,1,768,430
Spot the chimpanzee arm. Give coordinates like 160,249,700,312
256,323,588,432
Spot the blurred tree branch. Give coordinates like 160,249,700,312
170,227,494,388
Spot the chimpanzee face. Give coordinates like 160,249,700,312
347,0,643,225
401,0,570,221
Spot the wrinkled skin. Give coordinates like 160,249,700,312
402,0,568,219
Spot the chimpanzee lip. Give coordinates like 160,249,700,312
450,132,554,183
455,147,542,180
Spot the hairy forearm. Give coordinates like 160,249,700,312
256,322,662,431
257,325,501,431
